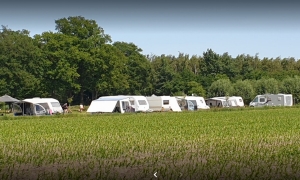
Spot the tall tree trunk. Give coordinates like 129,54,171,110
91,91,95,101
80,89,84,104
95,90,98,100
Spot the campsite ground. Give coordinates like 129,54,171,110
1,106,300,180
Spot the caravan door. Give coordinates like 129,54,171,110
121,100,131,113
35,104,47,115
187,100,195,111
12,104,23,116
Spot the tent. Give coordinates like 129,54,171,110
0,94,20,115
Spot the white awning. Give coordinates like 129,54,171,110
169,97,182,112
87,100,118,113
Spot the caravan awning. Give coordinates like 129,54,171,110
87,100,118,113
169,97,181,112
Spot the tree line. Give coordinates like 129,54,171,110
1,16,300,106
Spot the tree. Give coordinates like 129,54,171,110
233,80,255,104
208,79,233,97
54,16,112,103
113,42,152,95
0,26,43,99
186,81,206,97
33,32,81,101
89,44,129,97
152,55,177,95
254,78,279,95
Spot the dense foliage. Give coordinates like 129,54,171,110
1,16,300,105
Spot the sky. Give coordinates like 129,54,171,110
1,0,300,59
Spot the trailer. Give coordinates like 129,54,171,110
146,95,170,112
146,95,181,112
206,97,229,108
12,97,63,116
176,97,196,111
117,95,150,112
249,94,293,107
213,96,245,107
87,96,132,113
176,96,210,110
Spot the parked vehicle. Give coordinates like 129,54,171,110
13,97,63,116
146,95,181,112
90,95,149,112
249,94,293,107
212,96,245,107
176,96,210,110
206,97,229,108
87,96,132,113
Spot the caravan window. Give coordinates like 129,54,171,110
36,105,44,111
200,100,204,104
138,100,147,105
190,100,197,106
259,98,265,102
122,101,129,109
39,103,50,109
163,100,169,105
239,99,243,102
51,102,61,107
130,100,135,105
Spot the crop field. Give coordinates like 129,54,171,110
1,107,300,180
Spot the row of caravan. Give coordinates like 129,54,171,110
87,95,245,113
9,94,293,116
87,94,293,114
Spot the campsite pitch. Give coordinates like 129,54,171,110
1,108,300,179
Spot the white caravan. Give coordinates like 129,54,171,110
213,96,245,107
169,97,182,112
249,94,293,107
13,97,63,116
176,96,210,110
117,95,150,112
206,97,229,108
87,96,132,113
175,97,197,111
146,95,181,112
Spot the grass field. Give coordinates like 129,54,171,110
1,107,300,180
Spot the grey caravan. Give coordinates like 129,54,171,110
249,94,293,107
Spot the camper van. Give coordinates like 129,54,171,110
13,97,63,116
176,96,210,110
87,96,132,113
146,95,181,112
249,94,293,107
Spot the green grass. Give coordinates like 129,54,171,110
1,108,300,179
